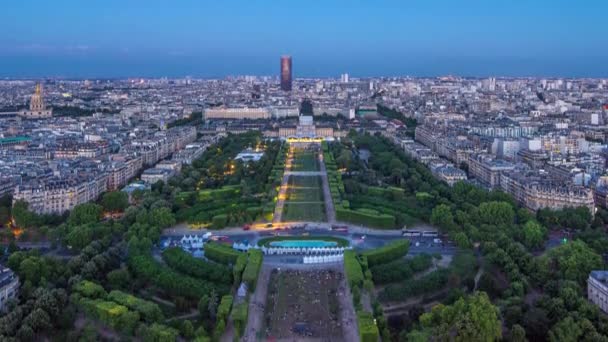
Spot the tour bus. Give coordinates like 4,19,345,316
402,230,422,237
331,225,349,233
421,231,439,238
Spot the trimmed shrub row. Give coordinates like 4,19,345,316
344,250,364,288
233,253,248,285
336,208,396,229
79,298,140,335
107,290,164,323
217,295,233,322
357,310,380,342
204,242,242,265
378,268,450,302
370,253,433,284
162,247,233,285
128,254,229,299
363,240,410,267
242,249,263,290
232,302,249,337
199,185,241,202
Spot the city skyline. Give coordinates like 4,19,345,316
1,0,607,78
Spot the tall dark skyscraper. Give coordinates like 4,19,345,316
280,55,292,91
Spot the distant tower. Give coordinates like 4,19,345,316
280,55,292,91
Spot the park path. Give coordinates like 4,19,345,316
220,318,236,342
272,172,290,223
243,265,272,342
284,171,325,176
318,150,336,223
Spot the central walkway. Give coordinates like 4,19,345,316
272,143,336,224
319,151,336,223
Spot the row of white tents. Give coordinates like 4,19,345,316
231,243,353,255
303,254,344,264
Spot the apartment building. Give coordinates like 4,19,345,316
500,170,595,213
0,267,19,313
588,271,608,314
205,107,270,120
13,174,108,214
468,154,516,188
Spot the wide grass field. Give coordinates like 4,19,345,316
290,150,319,172
283,175,326,222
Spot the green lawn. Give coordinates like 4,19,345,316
283,175,326,222
283,202,326,222
290,150,319,172
285,176,323,201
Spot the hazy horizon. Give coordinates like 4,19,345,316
2,0,607,78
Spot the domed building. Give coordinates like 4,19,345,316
19,83,52,119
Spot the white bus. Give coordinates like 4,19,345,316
402,230,422,237
421,231,439,238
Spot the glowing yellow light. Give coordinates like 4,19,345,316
12,228,23,238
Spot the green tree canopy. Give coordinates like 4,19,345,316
522,220,546,250
12,200,39,228
540,240,603,285
67,203,102,226
101,191,129,213
478,201,515,226
417,292,501,342
431,204,455,230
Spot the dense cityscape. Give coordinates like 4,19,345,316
0,59,607,341
2,1,608,341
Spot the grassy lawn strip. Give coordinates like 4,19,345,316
283,174,326,221
257,235,349,247
286,176,323,201
283,202,326,222
291,151,319,171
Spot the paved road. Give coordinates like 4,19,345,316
284,171,325,176
272,172,290,223
161,225,458,256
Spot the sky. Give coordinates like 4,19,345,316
1,0,607,78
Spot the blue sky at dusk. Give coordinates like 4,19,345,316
1,0,606,78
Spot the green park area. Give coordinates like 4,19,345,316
283,175,326,222
172,132,286,228
290,148,320,172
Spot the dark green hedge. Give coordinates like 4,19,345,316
336,208,396,229
204,242,242,265
363,240,410,267
242,249,263,290
357,311,380,342
345,250,364,288
162,247,232,285
128,254,229,299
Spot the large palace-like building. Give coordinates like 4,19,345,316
19,83,52,119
